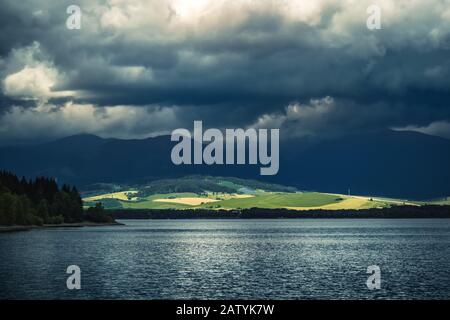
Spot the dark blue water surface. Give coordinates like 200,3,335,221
0,219,449,299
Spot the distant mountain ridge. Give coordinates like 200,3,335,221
1,130,449,199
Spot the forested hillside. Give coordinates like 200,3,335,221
0,171,99,225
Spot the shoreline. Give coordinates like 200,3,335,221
0,221,124,233
3,205,450,231
109,205,450,219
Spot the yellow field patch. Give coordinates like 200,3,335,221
153,197,220,206
84,190,138,202
351,195,419,206
286,197,376,211
232,194,255,199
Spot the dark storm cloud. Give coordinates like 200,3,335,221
0,0,450,144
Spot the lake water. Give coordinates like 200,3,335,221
1,219,449,300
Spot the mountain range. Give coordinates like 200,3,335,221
1,130,449,199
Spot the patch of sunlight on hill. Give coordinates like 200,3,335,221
152,193,255,206
84,190,138,201
154,197,219,206
83,189,403,211
286,196,386,211
206,192,340,209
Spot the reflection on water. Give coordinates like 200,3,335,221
0,219,449,299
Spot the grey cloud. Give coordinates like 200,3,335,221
0,0,449,143
395,121,450,140
0,102,181,145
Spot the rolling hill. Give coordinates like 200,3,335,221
82,176,405,210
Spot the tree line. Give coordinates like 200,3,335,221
0,171,112,226
109,205,450,219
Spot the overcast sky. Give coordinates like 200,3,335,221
0,0,450,145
